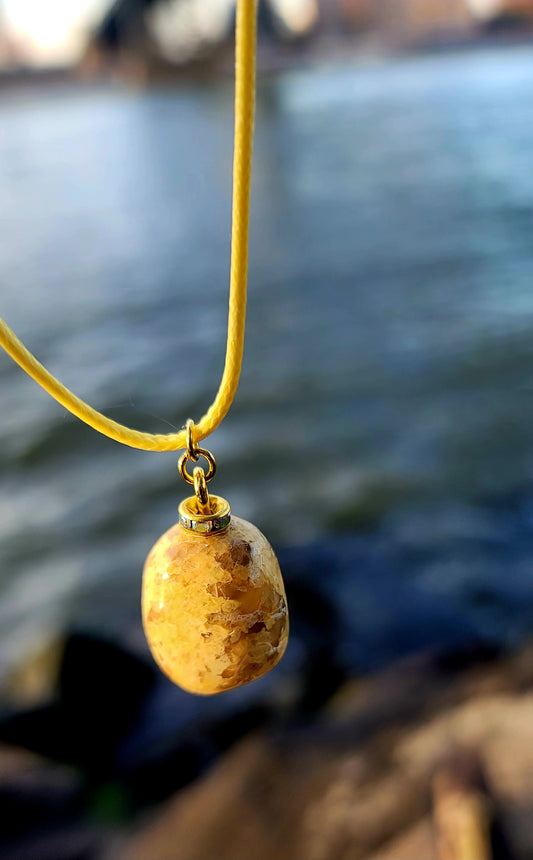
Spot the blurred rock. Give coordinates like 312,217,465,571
432,749,513,860
1,638,65,711
0,744,81,840
0,825,103,860
0,633,155,776
0,743,103,860
113,643,533,860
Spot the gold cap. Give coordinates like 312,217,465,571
178,495,231,535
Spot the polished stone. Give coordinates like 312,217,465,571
142,517,289,695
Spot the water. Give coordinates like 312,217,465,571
2,45,533,675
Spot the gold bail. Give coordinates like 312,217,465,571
193,466,211,515
178,420,217,491
177,420,230,534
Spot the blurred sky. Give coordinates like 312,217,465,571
1,0,501,68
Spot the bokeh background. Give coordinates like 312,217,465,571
1,2,533,859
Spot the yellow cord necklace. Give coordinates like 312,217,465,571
0,0,289,696
1,0,253,452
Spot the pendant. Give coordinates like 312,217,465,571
142,425,289,695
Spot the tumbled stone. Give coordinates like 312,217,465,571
142,517,289,695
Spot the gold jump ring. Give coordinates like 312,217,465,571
185,419,198,460
178,448,216,485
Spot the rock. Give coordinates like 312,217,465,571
1,638,65,711
114,643,533,860
0,743,105,860
368,819,436,860
0,823,104,860
0,633,155,775
430,749,514,860
142,517,289,695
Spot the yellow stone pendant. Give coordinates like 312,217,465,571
142,431,289,695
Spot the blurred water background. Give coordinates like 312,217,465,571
1,43,533,684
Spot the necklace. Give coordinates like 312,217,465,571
0,0,289,696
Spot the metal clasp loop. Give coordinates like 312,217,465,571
185,419,197,461
178,419,217,514
193,467,211,515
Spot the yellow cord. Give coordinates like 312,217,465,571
0,0,257,452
